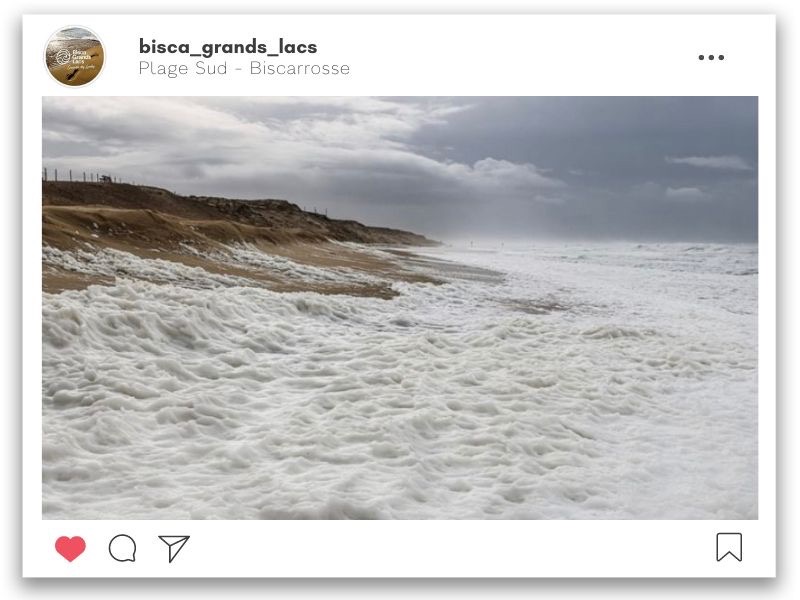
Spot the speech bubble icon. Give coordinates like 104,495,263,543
108,534,137,562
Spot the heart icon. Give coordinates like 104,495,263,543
55,536,86,562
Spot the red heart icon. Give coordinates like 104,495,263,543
55,536,86,562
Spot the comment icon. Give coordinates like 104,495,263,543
108,534,137,562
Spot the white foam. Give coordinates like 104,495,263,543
42,242,757,519
43,242,385,289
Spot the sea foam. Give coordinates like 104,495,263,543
42,242,758,519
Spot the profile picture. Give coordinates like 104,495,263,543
44,26,104,86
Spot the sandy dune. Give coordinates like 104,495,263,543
42,181,439,296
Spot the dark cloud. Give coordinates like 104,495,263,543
42,96,757,241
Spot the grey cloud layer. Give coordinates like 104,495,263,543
665,155,753,170
42,96,757,241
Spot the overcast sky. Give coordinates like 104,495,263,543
42,96,757,241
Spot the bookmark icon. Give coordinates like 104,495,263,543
158,535,190,563
716,533,742,562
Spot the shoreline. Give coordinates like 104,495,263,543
42,181,443,297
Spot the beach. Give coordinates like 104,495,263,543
45,39,103,85
41,182,757,519
42,181,437,297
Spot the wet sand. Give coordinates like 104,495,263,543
46,41,103,85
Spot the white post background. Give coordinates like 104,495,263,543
15,8,778,586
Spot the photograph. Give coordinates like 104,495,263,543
41,96,758,520
44,26,104,86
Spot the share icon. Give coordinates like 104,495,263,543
158,535,190,563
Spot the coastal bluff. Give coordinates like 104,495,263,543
43,181,437,249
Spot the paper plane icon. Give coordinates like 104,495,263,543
158,535,190,563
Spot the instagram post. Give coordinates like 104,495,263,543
22,14,775,578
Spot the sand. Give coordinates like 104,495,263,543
42,182,440,296
47,43,104,86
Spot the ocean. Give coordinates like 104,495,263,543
42,242,758,519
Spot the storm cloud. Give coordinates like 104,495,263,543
42,96,758,241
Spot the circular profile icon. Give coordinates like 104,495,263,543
44,26,104,86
